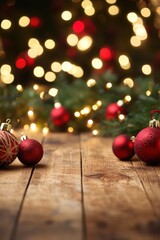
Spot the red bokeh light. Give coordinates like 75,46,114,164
30,17,41,27
100,47,112,60
72,20,85,33
15,58,26,69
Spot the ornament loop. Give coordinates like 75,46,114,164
0,119,12,131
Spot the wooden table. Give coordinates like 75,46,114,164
1,132,160,240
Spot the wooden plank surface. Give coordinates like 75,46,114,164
80,134,160,240
15,133,83,240
1,132,160,240
0,130,44,240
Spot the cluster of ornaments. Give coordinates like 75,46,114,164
112,110,160,165
0,119,43,167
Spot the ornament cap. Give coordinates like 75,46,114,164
149,110,160,128
0,119,12,131
21,134,28,141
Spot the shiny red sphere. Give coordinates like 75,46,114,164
105,102,125,120
18,139,43,166
112,134,135,160
50,106,70,126
134,127,160,164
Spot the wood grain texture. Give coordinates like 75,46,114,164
80,134,160,240
0,130,44,240
1,132,160,240
15,133,83,240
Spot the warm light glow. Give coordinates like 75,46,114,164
1,74,14,84
28,38,40,48
74,111,81,117
92,104,98,110
30,123,37,131
44,39,55,49
91,58,103,69
117,100,124,106
81,0,93,9
141,8,151,18
106,82,112,89
92,129,98,135
123,78,134,88
16,84,23,92
84,6,95,16
43,126,49,135
130,36,141,47
45,71,56,82
24,124,30,131
28,110,34,120
33,84,39,90
68,127,74,133
80,106,91,115
1,19,12,29
87,119,93,128
48,88,58,97
51,61,62,72
108,5,119,16
141,64,152,75
61,10,72,21
62,61,72,72
19,16,30,27
77,36,93,51
118,55,131,69
124,95,132,102
33,66,45,78
0,64,11,75
146,90,151,96
71,66,84,78
97,100,102,107
67,34,79,47
127,12,138,23
118,114,125,121
106,0,116,4
87,78,96,87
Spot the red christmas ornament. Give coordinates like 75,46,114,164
112,134,135,160
0,119,19,167
134,110,160,164
50,105,70,127
105,102,126,120
18,136,43,166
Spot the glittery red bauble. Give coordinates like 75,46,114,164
18,139,43,166
134,127,160,164
50,106,70,126
112,134,135,160
105,102,125,120
0,130,19,166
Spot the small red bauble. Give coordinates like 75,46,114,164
0,131,19,167
112,134,135,160
105,102,125,120
18,137,43,166
134,127,160,164
50,105,70,127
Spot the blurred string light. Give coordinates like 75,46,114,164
0,64,14,84
61,10,72,21
123,77,134,88
81,0,95,16
141,64,152,75
1,19,12,29
108,5,119,16
127,12,148,47
19,16,30,27
118,54,131,70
